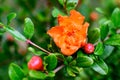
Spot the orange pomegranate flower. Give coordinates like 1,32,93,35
47,10,89,56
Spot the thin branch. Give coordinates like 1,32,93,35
53,64,65,73
26,40,51,55
26,40,64,61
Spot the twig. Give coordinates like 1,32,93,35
26,40,64,61
53,64,65,73
26,40,51,55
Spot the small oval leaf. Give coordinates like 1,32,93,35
52,7,65,17
34,51,46,56
47,71,55,78
111,8,120,27
24,18,34,39
92,59,108,75
105,34,120,46
96,8,104,14
45,54,57,70
4,26,26,41
28,47,35,53
100,24,109,41
88,28,100,43
66,0,79,11
58,0,66,6
100,45,114,59
67,66,76,77
29,70,47,79
76,56,94,67
7,12,16,25
71,66,82,74
66,56,73,63
9,63,25,80
94,42,104,55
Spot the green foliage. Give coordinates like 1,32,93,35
47,71,55,78
66,56,73,63
0,0,120,80
4,26,27,41
96,8,104,14
67,66,76,77
92,59,108,75
111,8,120,27
100,45,114,59
94,42,104,55
58,0,66,6
52,7,65,17
100,23,109,41
29,70,47,79
45,54,58,71
7,13,16,25
105,34,120,46
76,56,94,67
66,0,79,11
88,28,100,43
28,47,35,53
8,63,25,80
24,18,34,39
28,47,46,56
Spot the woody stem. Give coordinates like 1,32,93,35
26,39,51,55
26,40,64,61
54,64,65,73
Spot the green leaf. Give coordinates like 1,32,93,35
95,8,104,14
77,50,86,58
94,42,104,55
76,56,94,67
58,0,66,6
8,63,25,80
67,66,76,77
52,7,65,17
111,8,120,27
92,59,108,75
45,54,57,70
55,53,65,61
88,28,100,43
66,0,79,11
71,66,82,74
47,71,55,78
29,70,47,79
28,47,35,53
34,51,46,56
100,45,114,59
69,60,76,66
4,26,26,41
100,24,109,41
22,77,28,80
99,18,108,25
66,56,73,63
7,12,16,25
55,53,68,65
24,18,34,39
28,47,46,56
105,34,120,46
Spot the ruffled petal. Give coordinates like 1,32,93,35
47,10,89,56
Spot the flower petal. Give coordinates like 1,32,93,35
47,10,89,56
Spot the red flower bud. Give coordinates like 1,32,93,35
28,56,43,71
84,43,94,54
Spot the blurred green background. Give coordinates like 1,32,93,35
0,0,120,80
